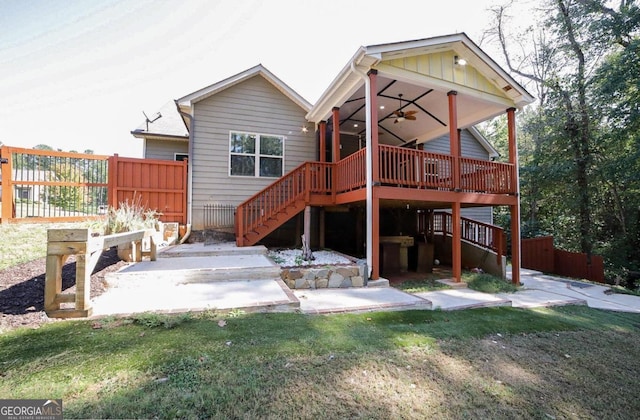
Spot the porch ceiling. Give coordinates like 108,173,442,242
336,75,507,146
310,33,535,146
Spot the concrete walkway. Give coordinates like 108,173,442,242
90,243,640,317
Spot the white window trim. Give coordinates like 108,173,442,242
228,131,285,178
174,153,189,161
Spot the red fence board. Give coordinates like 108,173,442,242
522,236,604,283
521,236,555,273
108,155,187,224
554,250,605,283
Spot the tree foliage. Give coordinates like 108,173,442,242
485,0,640,279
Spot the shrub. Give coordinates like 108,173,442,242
104,195,160,234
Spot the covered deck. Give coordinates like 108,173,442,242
237,33,534,284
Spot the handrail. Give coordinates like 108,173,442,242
459,157,515,194
236,162,332,244
236,144,515,246
336,148,366,193
433,211,505,259
378,144,455,190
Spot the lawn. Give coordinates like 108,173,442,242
0,221,95,270
1,306,639,419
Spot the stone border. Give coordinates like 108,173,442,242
281,264,368,289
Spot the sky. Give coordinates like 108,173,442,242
0,0,535,158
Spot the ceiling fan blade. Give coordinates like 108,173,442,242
406,115,417,121
394,119,399,124
405,110,418,116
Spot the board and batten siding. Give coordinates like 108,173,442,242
422,128,493,224
191,75,314,230
144,139,189,161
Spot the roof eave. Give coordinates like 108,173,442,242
306,47,381,123
178,64,312,113
131,131,189,141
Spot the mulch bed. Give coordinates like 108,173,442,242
0,248,127,332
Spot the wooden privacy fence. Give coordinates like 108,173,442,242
0,146,187,224
108,155,187,224
521,236,605,283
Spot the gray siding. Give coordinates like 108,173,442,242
144,139,188,160
422,128,489,159
424,128,493,225
191,75,314,229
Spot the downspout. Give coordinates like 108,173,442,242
350,61,373,278
176,100,194,243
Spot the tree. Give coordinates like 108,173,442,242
46,162,86,211
485,0,639,262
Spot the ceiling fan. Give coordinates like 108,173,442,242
392,93,417,124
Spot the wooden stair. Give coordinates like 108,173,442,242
241,199,306,246
236,162,333,247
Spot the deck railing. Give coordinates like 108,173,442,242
459,157,515,194
235,162,332,241
378,145,455,190
433,211,505,258
336,148,366,193
236,145,515,245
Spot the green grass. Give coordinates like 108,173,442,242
1,307,639,418
394,273,452,293
0,221,96,270
464,272,520,293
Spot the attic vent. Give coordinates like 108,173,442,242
503,85,513,92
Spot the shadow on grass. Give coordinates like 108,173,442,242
1,306,639,418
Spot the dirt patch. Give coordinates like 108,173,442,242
0,248,127,332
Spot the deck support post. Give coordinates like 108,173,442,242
448,91,462,282
507,107,521,285
452,202,462,282
447,91,460,190
319,121,327,163
303,205,311,252
332,108,340,163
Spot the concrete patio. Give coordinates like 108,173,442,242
90,243,640,318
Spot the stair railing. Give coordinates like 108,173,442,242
433,211,506,265
236,162,332,245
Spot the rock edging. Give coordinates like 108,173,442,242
281,263,368,289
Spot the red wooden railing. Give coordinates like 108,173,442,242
378,145,455,190
460,157,515,194
336,148,366,193
433,211,505,261
235,162,332,244
236,144,516,245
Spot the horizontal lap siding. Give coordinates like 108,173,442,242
145,139,188,160
191,76,314,230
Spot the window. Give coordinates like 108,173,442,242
174,153,188,162
229,132,284,177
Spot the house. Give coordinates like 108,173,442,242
132,33,534,284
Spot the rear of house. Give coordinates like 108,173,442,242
132,33,533,282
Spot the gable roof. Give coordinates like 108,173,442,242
131,101,189,140
177,64,312,112
307,32,535,124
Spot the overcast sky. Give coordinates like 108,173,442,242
0,0,535,157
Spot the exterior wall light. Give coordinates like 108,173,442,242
454,56,467,66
